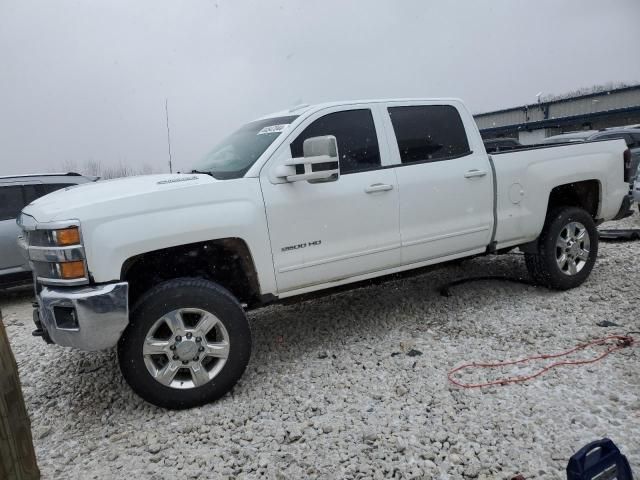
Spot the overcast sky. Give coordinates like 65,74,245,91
1,0,639,176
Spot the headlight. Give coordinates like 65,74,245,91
24,223,89,285
28,226,81,247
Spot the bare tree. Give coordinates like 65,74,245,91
541,81,636,103
61,159,78,174
58,160,157,179
83,159,102,177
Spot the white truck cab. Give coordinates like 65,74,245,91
18,98,634,408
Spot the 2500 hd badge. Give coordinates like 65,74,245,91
281,240,322,252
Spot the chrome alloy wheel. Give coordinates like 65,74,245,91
143,308,230,389
555,221,591,276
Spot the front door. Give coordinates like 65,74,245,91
260,106,401,293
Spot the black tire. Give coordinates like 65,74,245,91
524,207,598,290
118,278,251,409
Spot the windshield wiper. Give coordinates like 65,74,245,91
190,169,223,180
190,169,214,176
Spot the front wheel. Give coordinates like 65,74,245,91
118,278,251,409
525,207,598,290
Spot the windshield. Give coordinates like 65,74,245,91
192,115,298,179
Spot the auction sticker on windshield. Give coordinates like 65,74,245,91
257,124,290,135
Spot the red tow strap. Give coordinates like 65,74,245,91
448,335,635,389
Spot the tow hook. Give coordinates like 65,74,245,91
32,308,54,344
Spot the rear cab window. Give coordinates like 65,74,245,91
387,105,471,164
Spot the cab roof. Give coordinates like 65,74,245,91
256,98,465,120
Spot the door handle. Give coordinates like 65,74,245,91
464,169,488,178
364,183,394,193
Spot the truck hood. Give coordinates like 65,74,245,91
23,173,218,223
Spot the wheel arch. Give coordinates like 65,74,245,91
546,179,601,220
121,237,262,308
519,180,601,254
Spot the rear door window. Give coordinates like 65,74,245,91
0,186,26,221
23,183,74,204
37,183,74,196
388,105,471,164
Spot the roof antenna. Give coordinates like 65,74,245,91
165,98,173,173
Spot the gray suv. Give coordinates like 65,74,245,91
542,128,640,186
0,173,97,288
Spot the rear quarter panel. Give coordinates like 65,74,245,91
492,139,628,247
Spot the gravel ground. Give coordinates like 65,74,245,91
2,212,639,480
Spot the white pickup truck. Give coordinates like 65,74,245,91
18,98,634,409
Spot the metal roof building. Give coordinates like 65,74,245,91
475,85,640,144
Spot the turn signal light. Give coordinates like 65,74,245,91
60,261,86,279
55,227,81,246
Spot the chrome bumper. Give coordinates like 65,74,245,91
34,282,129,351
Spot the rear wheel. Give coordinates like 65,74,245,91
118,278,251,409
525,207,598,290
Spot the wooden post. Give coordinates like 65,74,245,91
0,309,40,480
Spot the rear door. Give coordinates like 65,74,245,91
382,102,494,264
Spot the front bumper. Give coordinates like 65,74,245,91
34,282,129,351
